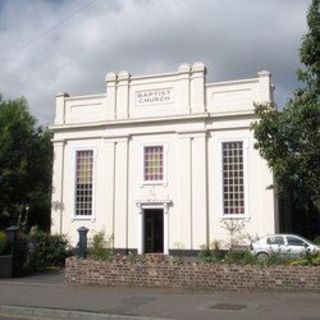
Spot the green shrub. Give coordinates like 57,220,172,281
259,252,292,266
289,252,320,266
198,245,214,263
289,258,310,266
90,231,114,261
224,250,257,265
312,254,320,266
26,229,71,272
0,231,8,255
198,241,224,263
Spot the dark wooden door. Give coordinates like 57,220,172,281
144,209,163,253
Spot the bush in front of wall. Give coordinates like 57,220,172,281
289,251,320,266
223,249,258,265
198,245,217,263
90,231,114,261
26,227,71,272
198,240,225,263
258,252,292,266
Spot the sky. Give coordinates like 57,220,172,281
0,0,311,124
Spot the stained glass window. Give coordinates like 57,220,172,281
222,142,245,215
75,150,93,216
144,146,163,181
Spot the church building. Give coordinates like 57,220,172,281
51,62,279,255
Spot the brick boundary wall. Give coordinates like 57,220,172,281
65,257,320,291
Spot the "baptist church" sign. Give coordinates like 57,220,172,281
135,88,174,106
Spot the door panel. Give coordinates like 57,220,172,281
144,209,164,253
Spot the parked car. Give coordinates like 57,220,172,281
251,234,320,259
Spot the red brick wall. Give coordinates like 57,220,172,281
65,257,320,291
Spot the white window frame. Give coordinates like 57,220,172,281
218,138,249,219
140,143,168,186
72,146,97,221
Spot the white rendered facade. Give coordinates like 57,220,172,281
51,62,279,254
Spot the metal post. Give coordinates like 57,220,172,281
6,226,18,255
77,226,89,259
6,226,19,277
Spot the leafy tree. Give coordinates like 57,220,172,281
0,96,53,230
251,0,320,236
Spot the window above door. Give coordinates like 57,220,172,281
141,143,168,186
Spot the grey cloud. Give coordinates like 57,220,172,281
0,0,310,124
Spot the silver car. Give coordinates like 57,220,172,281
251,234,320,259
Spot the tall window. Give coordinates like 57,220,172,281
144,146,163,181
222,141,245,215
75,150,93,216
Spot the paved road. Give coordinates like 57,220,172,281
0,316,26,320
0,271,320,320
0,317,25,320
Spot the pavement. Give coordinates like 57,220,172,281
0,270,320,320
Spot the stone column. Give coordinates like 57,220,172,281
116,71,130,119
258,70,272,103
105,72,117,120
178,135,193,250
163,202,169,255
54,92,69,125
191,132,208,249
51,140,65,235
190,62,207,114
178,63,191,114
103,140,116,239
136,203,144,255
113,137,129,251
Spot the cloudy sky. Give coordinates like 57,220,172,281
0,0,310,124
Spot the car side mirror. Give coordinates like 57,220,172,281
304,243,309,248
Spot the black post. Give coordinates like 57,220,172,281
6,226,19,277
6,226,18,255
77,226,89,259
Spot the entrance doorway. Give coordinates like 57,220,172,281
144,209,164,253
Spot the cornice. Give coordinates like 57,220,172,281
49,111,255,133
206,78,259,88
49,113,210,132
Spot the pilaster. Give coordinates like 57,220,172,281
178,135,193,249
54,93,69,125
178,63,191,114
116,71,130,119
191,132,208,249
103,139,116,239
258,70,272,103
51,140,66,235
190,62,206,114
105,72,117,120
113,136,129,249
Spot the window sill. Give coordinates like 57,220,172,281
219,215,250,221
72,216,96,222
140,181,168,187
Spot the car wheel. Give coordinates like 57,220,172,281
256,252,269,260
